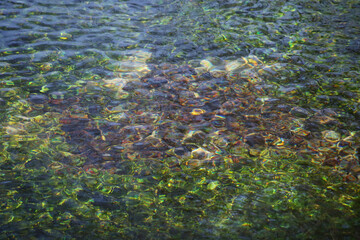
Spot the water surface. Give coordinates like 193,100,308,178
1,0,360,239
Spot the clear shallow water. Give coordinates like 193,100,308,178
0,0,360,239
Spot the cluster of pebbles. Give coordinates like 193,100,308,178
55,51,359,180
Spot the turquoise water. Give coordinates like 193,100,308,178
1,0,360,239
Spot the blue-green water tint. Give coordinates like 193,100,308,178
1,0,360,239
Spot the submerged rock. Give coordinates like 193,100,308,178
32,53,356,179
29,94,48,104
190,147,214,160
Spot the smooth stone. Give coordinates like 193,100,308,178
245,134,265,147
0,98,6,106
145,77,168,88
29,94,49,104
290,107,310,118
174,147,188,156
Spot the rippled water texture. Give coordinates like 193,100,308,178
1,0,360,239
